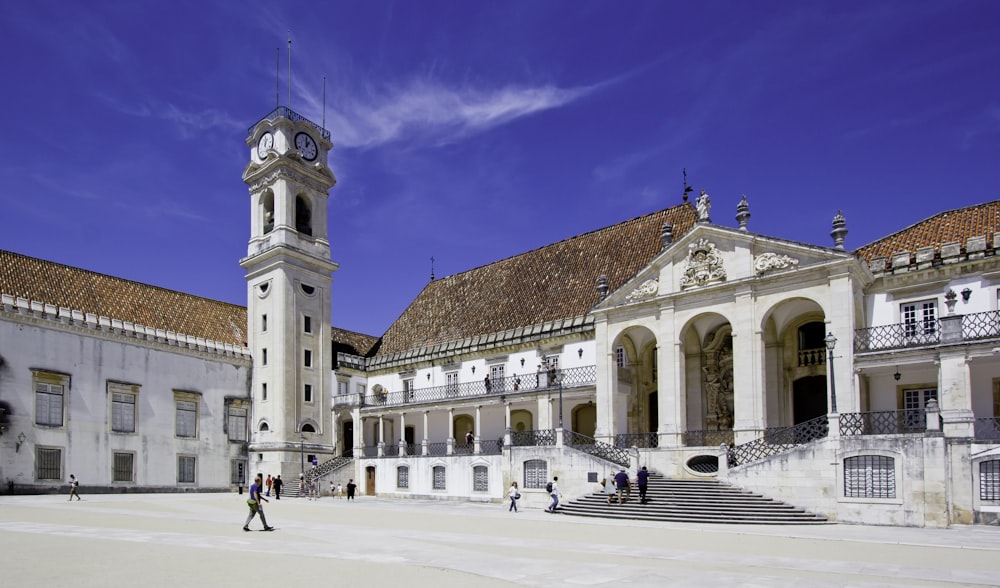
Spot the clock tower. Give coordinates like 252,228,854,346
241,107,338,480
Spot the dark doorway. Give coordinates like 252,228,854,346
343,421,354,457
404,426,416,455
648,391,658,432
365,466,376,496
793,376,828,424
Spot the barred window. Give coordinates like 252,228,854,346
176,400,197,438
473,465,488,492
36,447,62,480
111,391,136,433
35,382,64,427
178,455,196,483
844,455,895,498
231,460,247,485
432,465,446,490
981,460,1000,501
615,345,626,367
397,466,409,489
113,452,134,482
228,406,248,442
524,459,547,489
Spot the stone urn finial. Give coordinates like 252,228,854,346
596,274,609,300
831,210,848,250
661,222,674,247
945,288,958,315
736,195,750,232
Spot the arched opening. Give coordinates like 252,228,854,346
572,403,596,436
295,195,312,235
258,422,270,432
342,420,354,457
453,414,474,450
793,375,828,423
262,191,275,234
511,409,532,432
301,423,316,433
610,326,658,442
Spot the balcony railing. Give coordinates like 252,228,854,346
974,417,1000,441
360,366,596,409
963,311,1000,341
854,322,940,352
683,429,734,447
614,432,659,449
248,106,332,140
511,429,556,446
840,409,928,436
798,347,826,367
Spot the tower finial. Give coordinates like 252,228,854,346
736,194,750,231
430,256,435,281
831,210,848,250
275,47,280,107
287,32,292,108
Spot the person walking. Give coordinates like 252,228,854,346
545,476,561,513
272,474,283,500
346,479,357,500
336,483,343,498
636,466,650,504
265,474,273,497
507,481,520,513
243,474,274,532
614,468,630,504
67,474,81,501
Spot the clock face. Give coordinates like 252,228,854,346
256,133,273,159
295,132,318,161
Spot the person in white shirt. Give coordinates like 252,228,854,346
546,476,561,512
507,481,520,512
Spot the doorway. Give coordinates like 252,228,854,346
365,466,375,496
793,375,828,424
343,421,354,457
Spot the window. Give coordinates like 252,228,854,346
524,459,547,489
304,349,312,367
174,393,199,438
403,379,414,401
110,382,138,433
545,356,560,371
262,383,267,401
473,465,488,492
615,345,626,367
304,384,313,403
178,455,196,484
259,422,270,432
262,314,267,332
901,300,937,341
113,452,134,482
33,370,68,427
490,364,506,391
901,388,937,431
337,381,348,395
35,447,62,480
262,348,267,366
397,466,409,489
433,465,446,490
227,405,248,442
232,460,247,486
981,460,1000,501
357,383,366,396
301,423,315,433
304,315,312,334
844,455,895,498
446,372,459,396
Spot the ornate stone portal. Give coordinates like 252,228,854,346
680,239,727,289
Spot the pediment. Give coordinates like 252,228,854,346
595,224,852,309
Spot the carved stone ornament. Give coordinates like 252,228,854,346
625,279,658,303
753,252,800,276
680,239,726,289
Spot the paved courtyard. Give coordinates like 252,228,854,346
1,492,998,587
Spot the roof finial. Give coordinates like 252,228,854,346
736,194,750,231
831,210,848,250
430,256,435,281
596,275,609,300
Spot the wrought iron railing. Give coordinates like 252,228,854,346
565,430,631,467
361,445,378,457
511,429,556,446
614,432,659,448
963,311,1000,341
361,366,596,409
974,417,1000,441
479,439,503,455
383,444,399,457
840,409,928,436
729,415,829,466
683,429,734,447
854,321,941,352
426,442,448,456
248,106,332,140
798,347,826,367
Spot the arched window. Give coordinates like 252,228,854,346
397,466,409,489
262,192,275,234
524,459,547,489
301,423,316,433
473,465,488,492
432,465,446,490
295,195,312,236
258,422,269,432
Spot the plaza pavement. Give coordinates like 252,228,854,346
1,492,998,587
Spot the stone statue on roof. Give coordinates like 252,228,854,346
696,190,711,223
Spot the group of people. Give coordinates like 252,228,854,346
263,474,284,499
505,476,564,513
243,475,358,531
600,466,649,504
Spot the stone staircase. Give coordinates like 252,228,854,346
289,455,354,497
558,473,828,524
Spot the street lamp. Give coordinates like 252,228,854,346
299,431,306,481
557,371,564,429
824,332,838,414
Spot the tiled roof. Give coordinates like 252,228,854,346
0,250,248,347
855,200,1000,261
376,203,698,355
331,325,381,357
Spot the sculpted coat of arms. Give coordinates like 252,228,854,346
680,239,726,289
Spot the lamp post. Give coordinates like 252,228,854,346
557,371,564,429
824,332,838,414
299,432,305,481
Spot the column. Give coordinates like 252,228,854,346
474,405,482,454
594,317,614,442
399,412,407,456
422,411,430,456
447,408,455,455
938,350,975,437
377,415,385,457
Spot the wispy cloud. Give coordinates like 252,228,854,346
94,93,244,138
314,78,595,149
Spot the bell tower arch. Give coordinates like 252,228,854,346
241,107,338,479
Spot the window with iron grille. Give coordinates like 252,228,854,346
473,465,488,492
178,455,196,483
35,447,62,480
231,459,247,485
228,406,248,442
524,459,547,489
981,460,1000,501
111,386,137,433
35,382,64,427
113,452,134,482
397,466,409,489
175,400,197,438
432,465,446,490
844,455,895,498
615,345,626,367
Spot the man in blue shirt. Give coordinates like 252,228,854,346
243,474,275,531
636,466,650,504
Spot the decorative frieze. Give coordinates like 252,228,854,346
753,252,799,276
624,279,658,303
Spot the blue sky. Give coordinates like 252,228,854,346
1,1,998,337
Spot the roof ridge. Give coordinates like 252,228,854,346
854,199,1000,254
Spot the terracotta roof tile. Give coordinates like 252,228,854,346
376,203,697,355
855,200,1000,261
0,250,248,347
331,325,381,356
